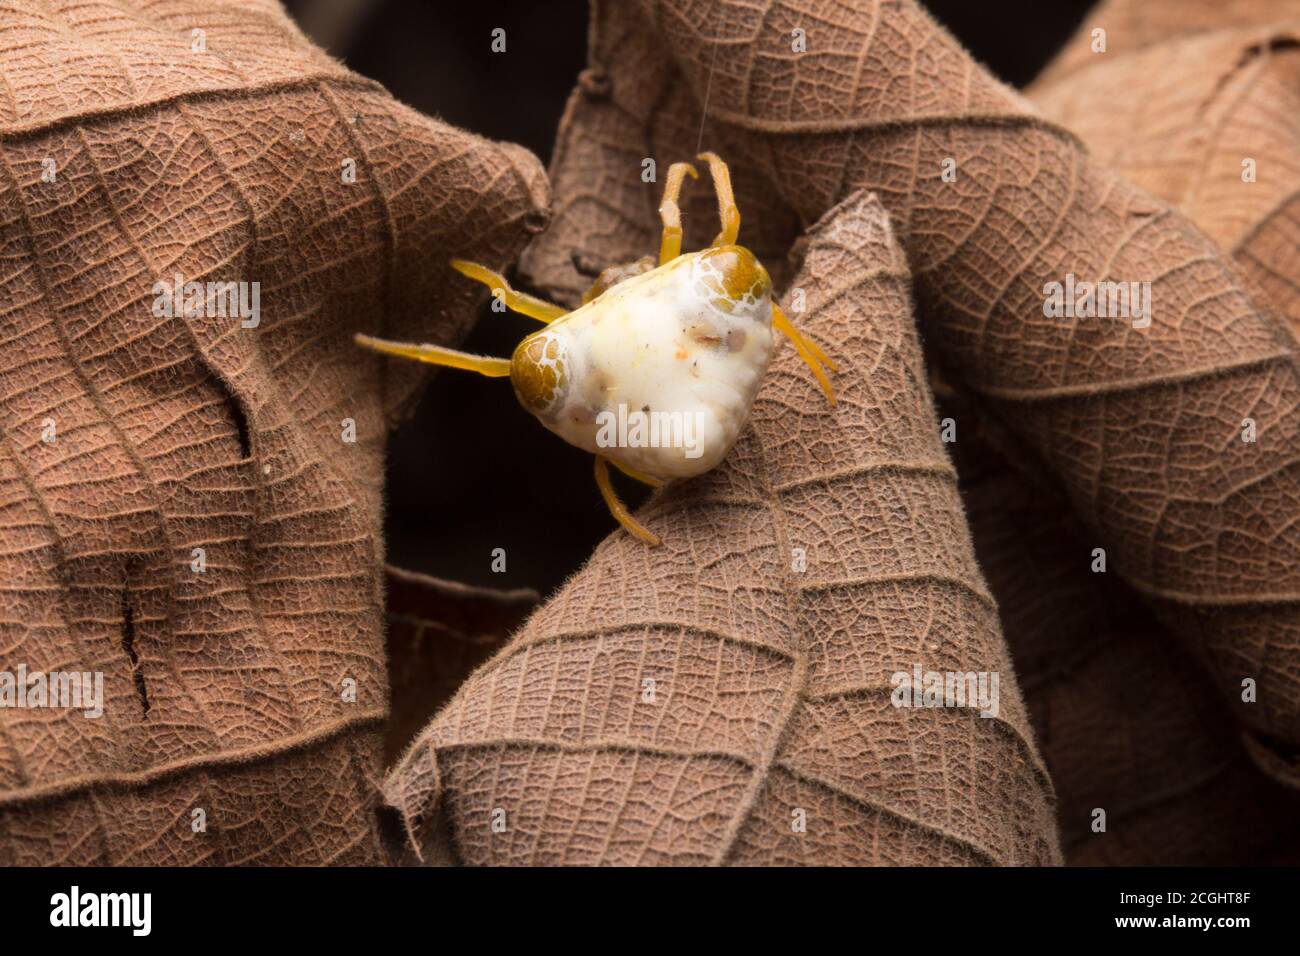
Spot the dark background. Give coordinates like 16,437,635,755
284,0,1093,594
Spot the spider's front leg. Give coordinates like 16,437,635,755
450,259,568,324
696,151,740,247
658,161,699,264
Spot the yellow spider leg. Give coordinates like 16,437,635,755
658,161,699,265
354,333,512,377
612,459,665,488
696,151,740,247
594,455,662,546
450,259,568,324
802,334,837,372
774,302,838,372
771,305,836,406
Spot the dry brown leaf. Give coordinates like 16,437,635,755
383,566,538,766
1033,0,1300,332
890,0,1300,864
520,0,1300,786
993,0,1300,832
0,0,547,864
944,401,1300,864
386,191,1060,866
1034,0,1300,88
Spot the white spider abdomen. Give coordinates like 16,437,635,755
511,246,775,479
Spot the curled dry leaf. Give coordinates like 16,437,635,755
520,0,1300,791
0,0,547,864
938,0,1300,861
944,405,1300,864
1034,0,1300,89
386,192,1060,866
1033,0,1300,333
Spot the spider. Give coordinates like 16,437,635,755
355,153,836,546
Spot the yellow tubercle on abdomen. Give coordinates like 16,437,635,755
510,329,569,416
